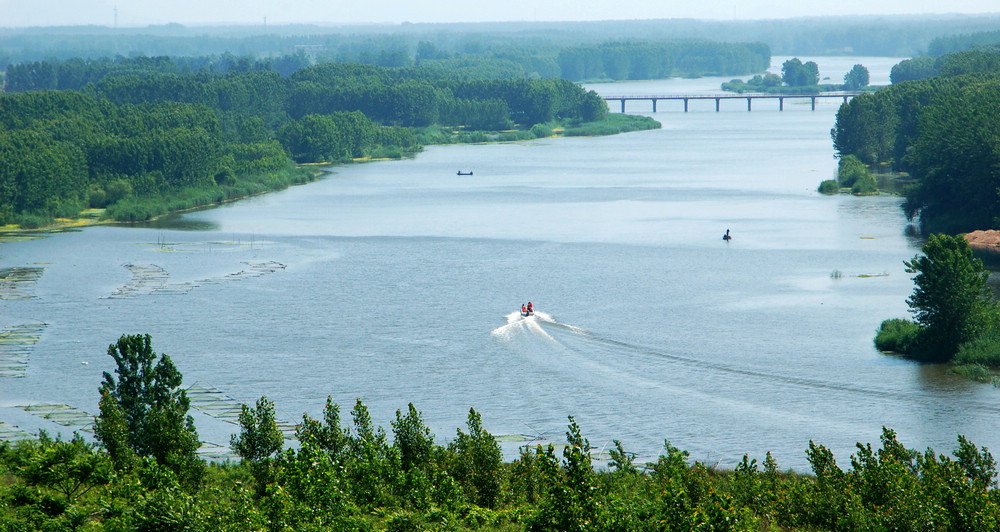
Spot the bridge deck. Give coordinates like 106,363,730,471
601,92,865,112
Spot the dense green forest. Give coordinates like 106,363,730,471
831,48,1000,234
4,333,1000,530
0,56,627,227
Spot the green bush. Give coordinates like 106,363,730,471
530,124,553,138
106,179,134,205
818,179,839,194
838,154,871,188
14,213,52,229
87,184,108,208
851,174,878,195
874,318,920,354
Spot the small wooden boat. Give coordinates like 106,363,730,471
457,171,473,176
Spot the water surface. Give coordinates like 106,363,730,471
4,57,989,471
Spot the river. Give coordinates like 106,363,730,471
3,56,993,471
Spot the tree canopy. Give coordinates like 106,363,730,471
781,58,819,87
843,64,870,90
832,48,1000,233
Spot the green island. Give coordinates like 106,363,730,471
722,58,873,95
3,333,1000,530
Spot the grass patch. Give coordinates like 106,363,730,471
954,323,1000,368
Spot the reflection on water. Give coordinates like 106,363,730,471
126,212,220,231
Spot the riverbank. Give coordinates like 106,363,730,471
0,165,320,234
0,209,107,235
0,114,659,233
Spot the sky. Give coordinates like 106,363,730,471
1,0,998,28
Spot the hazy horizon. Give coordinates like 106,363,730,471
2,0,998,29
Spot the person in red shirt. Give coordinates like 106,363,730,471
527,302,533,313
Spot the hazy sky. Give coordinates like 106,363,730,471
2,0,998,28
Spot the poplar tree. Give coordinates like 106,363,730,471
94,334,204,486
905,234,996,362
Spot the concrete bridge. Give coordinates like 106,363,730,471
602,92,865,113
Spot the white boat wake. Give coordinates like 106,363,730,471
488,309,1000,417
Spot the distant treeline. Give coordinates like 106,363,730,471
3,40,769,88
3,14,1000,68
555,41,769,81
928,30,1000,56
832,48,1000,234
0,60,610,226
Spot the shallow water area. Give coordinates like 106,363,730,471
3,57,994,471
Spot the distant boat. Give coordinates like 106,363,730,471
723,229,732,241
457,171,473,176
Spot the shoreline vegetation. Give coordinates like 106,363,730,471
0,113,659,234
821,46,1000,383
4,333,1000,530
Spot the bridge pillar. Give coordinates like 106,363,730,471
746,97,752,111
715,98,720,112
619,99,626,113
811,97,816,111
652,99,657,112
843,96,848,103
683,99,689,112
779,97,784,111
